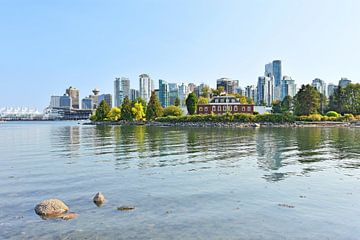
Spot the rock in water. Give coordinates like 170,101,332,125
34,199,69,217
93,192,106,206
60,212,78,220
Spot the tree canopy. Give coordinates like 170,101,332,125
186,92,198,115
94,100,110,121
120,96,133,121
163,105,183,117
294,84,320,116
146,91,163,120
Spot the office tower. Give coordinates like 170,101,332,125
245,85,256,101
114,77,130,106
130,89,140,101
338,78,351,88
159,79,169,108
272,60,282,87
168,83,179,105
66,86,80,109
139,74,153,102
265,60,282,100
60,94,72,109
327,83,337,97
50,96,61,108
312,78,327,96
98,94,113,108
188,83,196,93
82,97,93,110
216,78,236,94
281,76,296,99
257,76,273,106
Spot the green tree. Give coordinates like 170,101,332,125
329,84,360,114
94,100,110,121
217,86,225,95
212,88,220,96
281,95,293,112
132,102,146,121
174,97,181,107
198,96,209,104
201,85,210,98
247,97,254,104
163,105,183,117
294,84,320,116
272,100,282,113
146,91,163,120
120,96,133,121
186,92,198,115
106,106,121,121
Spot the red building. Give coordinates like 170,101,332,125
197,96,254,114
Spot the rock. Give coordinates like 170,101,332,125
117,206,135,211
34,199,69,217
60,212,78,220
93,192,106,206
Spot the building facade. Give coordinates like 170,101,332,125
60,94,72,109
312,78,327,96
339,78,351,88
327,83,337,97
130,89,140,101
66,86,80,109
257,76,273,106
114,77,130,106
216,78,237,94
159,79,169,108
98,94,112,108
197,96,254,114
82,97,93,110
281,76,296,99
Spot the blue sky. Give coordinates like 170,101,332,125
1,0,359,109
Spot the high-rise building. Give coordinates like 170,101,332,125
98,94,112,108
264,60,281,100
159,79,169,108
114,77,130,106
50,96,61,108
82,97,93,110
66,86,80,109
312,78,327,96
257,76,273,106
245,85,256,102
281,76,296,99
188,83,196,93
168,83,179,105
216,78,237,94
327,83,337,97
272,60,282,87
178,83,188,106
139,74,153,102
130,89,140,101
339,78,351,88
60,94,72,109
91,88,100,109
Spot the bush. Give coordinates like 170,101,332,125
326,111,339,117
163,105,183,117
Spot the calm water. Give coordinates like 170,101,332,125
1,122,360,239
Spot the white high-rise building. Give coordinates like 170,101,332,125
281,76,296,99
139,74,153,102
312,78,327,97
257,76,273,106
114,77,130,106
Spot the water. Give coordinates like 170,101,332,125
0,122,360,239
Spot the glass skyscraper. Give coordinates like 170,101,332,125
159,79,169,108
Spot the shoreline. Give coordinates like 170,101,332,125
85,120,360,128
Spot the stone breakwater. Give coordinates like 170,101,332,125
85,121,358,128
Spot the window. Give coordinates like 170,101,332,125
205,107,208,111
229,106,232,111
247,106,251,111
242,107,245,111
199,107,203,112
218,106,221,111
223,106,226,111
215,99,219,103
234,106,238,111
212,106,216,111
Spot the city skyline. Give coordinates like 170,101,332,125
1,0,360,109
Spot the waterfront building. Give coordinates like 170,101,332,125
281,76,296,99
98,94,112,108
82,97,93,110
139,74,153,102
257,76,273,106
66,86,80,109
60,94,72,109
312,78,327,96
159,79,169,108
327,83,337,97
197,96,254,115
50,96,61,108
130,89,140,101
339,78,351,88
114,77,130,106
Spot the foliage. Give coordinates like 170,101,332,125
294,84,320,116
106,107,121,121
120,96,133,121
217,86,225,94
163,105,183,117
146,91,163,120
328,83,360,115
272,100,282,113
234,94,248,104
133,97,147,114
186,92,198,115
131,102,146,121
326,111,340,117
212,88,220,96
281,96,293,112
198,96,209,104
174,97,181,107
247,97,254,104
201,85,210,98
93,100,110,121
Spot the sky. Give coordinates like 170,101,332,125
1,0,360,109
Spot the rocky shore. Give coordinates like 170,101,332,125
84,120,359,128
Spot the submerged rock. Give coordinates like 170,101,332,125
60,212,78,220
93,192,106,206
117,206,135,211
34,199,69,217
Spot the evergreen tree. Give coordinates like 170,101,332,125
294,84,320,116
120,96,133,121
174,97,181,107
146,91,163,120
186,92,198,115
281,95,293,112
201,85,210,98
328,84,360,114
272,100,282,113
94,100,110,121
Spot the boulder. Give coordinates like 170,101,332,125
34,199,69,217
93,192,106,206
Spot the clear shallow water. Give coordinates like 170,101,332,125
0,122,360,239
